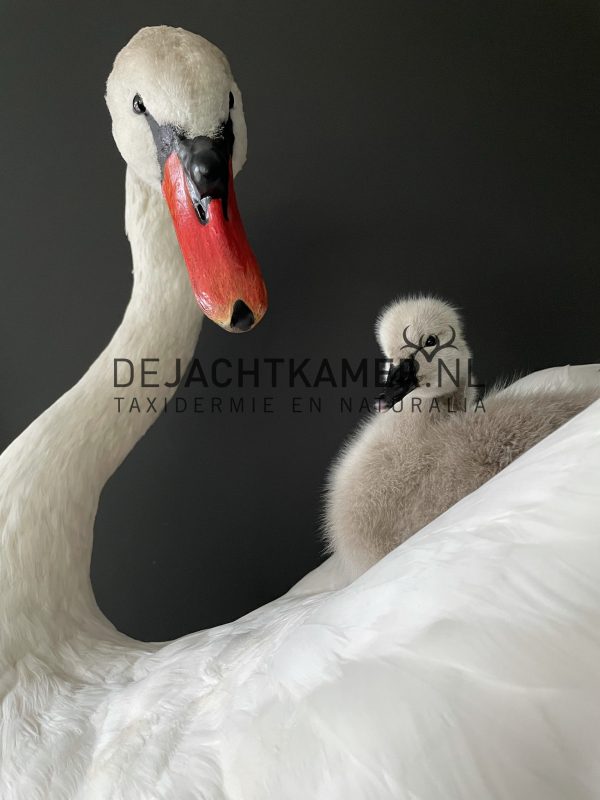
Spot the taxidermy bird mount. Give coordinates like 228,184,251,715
2,28,600,800
325,295,600,579
0,26,267,662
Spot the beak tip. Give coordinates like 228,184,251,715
229,299,255,332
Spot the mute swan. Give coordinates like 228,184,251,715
2,26,600,800
325,295,600,579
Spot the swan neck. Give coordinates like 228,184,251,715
76,167,203,480
0,167,202,646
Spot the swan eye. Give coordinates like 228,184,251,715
229,91,234,109
424,335,438,347
132,94,146,115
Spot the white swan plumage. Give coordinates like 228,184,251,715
1,25,600,800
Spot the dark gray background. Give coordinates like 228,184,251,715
1,1,599,640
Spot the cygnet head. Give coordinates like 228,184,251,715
376,295,473,409
105,26,267,332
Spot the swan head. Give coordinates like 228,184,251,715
376,296,473,409
106,26,267,332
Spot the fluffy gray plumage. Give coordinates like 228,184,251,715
324,296,599,578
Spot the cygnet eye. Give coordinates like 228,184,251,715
424,335,438,347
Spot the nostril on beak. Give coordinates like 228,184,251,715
230,299,255,332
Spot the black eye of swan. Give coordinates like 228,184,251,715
132,94,146,115
229,91,234,109
424,335,438,347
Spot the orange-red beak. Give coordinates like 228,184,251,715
161,147,267,332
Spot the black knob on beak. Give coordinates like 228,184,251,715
230,299,255,332
177,136,228,200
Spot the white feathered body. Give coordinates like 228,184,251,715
1,389,599,799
